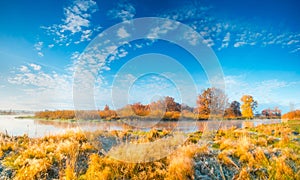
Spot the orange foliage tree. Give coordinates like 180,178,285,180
261,107,281,119
196,88,228,120
282,110,300,120
131,103,150,116
224,101,242,119
240,95,257,119
35,106,119,120
35,110,75,120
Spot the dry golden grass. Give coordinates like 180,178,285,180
1,130,96,180
107,133,186,163
0,122,299,179
218,150,239,169
84,154,111,179
214,122,300,179
233,167,251,180
82,153,168,180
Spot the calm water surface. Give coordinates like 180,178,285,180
0,115,281,138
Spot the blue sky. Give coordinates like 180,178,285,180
0,0,299,113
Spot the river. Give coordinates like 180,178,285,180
0,115,281,138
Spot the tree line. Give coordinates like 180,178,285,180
282,110,300,120
35,87,284,120
196,88,257,119
35,106,118,120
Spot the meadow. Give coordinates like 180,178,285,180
0,120,299,180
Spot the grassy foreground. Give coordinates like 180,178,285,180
0,121,299,180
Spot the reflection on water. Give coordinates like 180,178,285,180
0,115,281,138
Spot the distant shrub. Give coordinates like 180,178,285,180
35,109,119,120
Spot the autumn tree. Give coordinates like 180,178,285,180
149,99,166,117
240,95,257,119
196,88,212,119
164,96,181,112
261,107,281,119
131,102,150,116
231,101,242,117
225,101,241,119
142,97,181,120
99,105,118,120
274,107,281,117
196,88,228,119
282,110,300,120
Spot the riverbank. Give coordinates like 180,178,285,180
0,121,299,179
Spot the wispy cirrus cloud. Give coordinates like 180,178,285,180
8,63,73,110
158,3,300,54
147,20,180,39
223,75,300,110
9,64,69,88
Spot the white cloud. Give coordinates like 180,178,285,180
159,3,211,22
147,20,180,39
290,47,300,53
233,41,247,48
158,4,300,54
41,0,100,46
71,51,81,60
219,32,230,50
61,8,90,34
34,41,44,57
202,38,214,47
223,75,300,111
8,64,73,110
9,64,68,89
34,41,43,51
70,39,129,99
257,79,289,89
37,52,44,57
117,27,130,38
30,64,41,71
184,30,199,46
20,66,29,73
287,39,299,45
107,2,136,22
